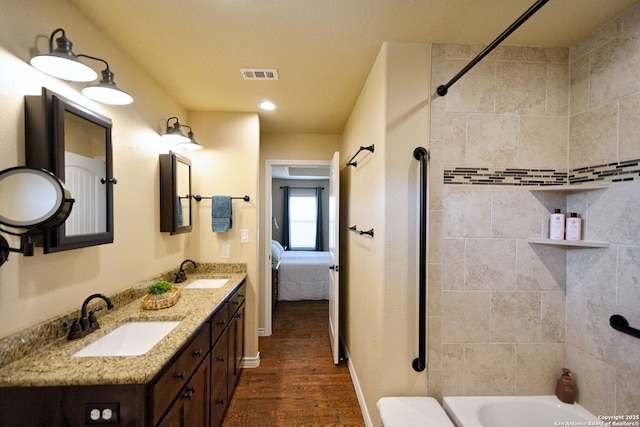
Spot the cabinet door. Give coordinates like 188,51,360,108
158,354,210,427
227,303,245,396
211,328,229,427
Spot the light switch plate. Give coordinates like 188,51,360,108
240,229,249,243
221,245,230,258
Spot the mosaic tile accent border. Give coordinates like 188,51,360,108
570,159,640,184
443,158,640,186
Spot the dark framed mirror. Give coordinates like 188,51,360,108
160,152,192,234
25,88,115,253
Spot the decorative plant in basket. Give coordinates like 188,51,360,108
147,280,174,300
142,280,181,310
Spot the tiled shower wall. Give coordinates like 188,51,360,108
565,6,640,416
428,4,640,416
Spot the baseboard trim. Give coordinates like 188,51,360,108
241,352,260,368
344,345,373,427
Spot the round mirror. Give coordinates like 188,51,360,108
0,166,73,229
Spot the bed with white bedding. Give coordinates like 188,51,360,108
271,240,333,301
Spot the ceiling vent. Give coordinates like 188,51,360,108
240,68,279,80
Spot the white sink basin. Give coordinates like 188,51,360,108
184,278,228,289
72,321,180,357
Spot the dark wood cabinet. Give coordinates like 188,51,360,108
228,301,245,396
153,322,210,425
0,280,246,427
158,353,210,427
210,328,229,427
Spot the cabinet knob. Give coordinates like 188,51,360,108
100,177,118,184
175,370,186,380
216,399,225,405
218,319,226,325
183,386,196,400
193,348,203,357
217,356,225,362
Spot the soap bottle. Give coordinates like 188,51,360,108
556,368,575,404
565,213,582,241
549,209,565,240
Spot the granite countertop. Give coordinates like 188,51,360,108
0,271,246,388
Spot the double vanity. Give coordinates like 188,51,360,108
0,265,246,427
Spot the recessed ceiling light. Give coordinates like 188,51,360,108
259,101,277,111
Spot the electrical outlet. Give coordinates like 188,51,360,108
85,403,119,424
240,229,249,243
221,245,230,258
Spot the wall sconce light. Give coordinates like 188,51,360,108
30,28,133,105
177,125,203,151
30,28,97,82
162,117,190,143
80,56,134,105
162,117,203,150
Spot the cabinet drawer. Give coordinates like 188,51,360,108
152,322,211,425
229,283,246,316
210,302,228,347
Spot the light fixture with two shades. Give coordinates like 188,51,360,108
161,117,203,151
30,28,133,105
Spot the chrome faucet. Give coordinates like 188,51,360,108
67,293,115,340
174,259,198,283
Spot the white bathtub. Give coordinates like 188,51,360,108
443,395,599,427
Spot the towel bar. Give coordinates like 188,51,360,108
192,195,250,202
346,225,374,237
346,144,375,167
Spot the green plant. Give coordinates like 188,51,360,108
147,280,173,295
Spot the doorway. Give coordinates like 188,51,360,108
263,159,332,337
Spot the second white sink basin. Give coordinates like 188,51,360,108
184,278,228,289
72,321,180,357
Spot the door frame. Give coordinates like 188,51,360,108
263,159,332,336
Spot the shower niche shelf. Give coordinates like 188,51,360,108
528,182,610,249
527,238,609,248
528,183,609,193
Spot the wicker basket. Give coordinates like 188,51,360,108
141,286,181,310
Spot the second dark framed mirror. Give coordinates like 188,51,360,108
25,88,115,253
159,152,192,235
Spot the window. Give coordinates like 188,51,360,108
288,188,317,250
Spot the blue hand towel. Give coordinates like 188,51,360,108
211,196,232,232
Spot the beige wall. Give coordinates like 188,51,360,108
188,111,260,360
0,0,260,365
342,42,430,427
0,0,187,337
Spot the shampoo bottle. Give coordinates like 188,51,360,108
549,209,565,240
565,213,582,241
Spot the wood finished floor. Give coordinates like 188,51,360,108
221,301,365,427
